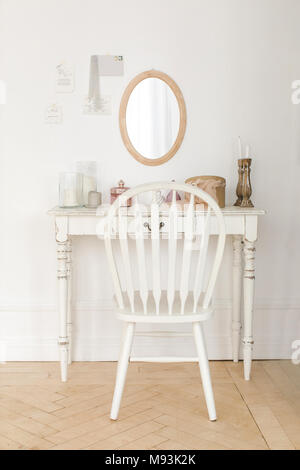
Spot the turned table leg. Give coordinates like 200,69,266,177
66,239,73,365
57,239,69,382
232,235,243,363
243,238,256,380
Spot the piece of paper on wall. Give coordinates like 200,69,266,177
84,55,123,115
83,95,112,115
45,103,63,124
55,62,75,93
98,55,124,76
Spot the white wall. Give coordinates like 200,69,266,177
0,0,300,361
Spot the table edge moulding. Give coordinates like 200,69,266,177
48,204,265,383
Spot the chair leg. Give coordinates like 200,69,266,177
193,322,217,421
110,322,135,420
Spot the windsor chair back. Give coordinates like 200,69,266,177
104,182,226,421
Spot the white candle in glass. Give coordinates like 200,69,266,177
59,172,82,208
76,162,97,206
64,188,78,207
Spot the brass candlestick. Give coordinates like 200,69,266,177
234,158,254,207
234,160,243,206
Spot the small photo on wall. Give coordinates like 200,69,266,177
45,103,63,124
55,62,75,93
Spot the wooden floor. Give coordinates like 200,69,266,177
0,360,299,450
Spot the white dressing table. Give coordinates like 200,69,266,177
48,205,265,382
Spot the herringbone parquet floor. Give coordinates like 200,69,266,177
0,360,299,450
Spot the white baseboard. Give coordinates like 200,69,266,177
0,335,296,362
0,299,299,361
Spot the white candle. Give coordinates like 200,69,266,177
238,136,242,158
245,145,250,158
64,189,78,207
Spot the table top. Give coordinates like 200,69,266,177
48,204,265,217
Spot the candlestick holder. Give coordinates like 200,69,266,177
234,158,254,208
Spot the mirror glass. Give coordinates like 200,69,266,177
126,78,180,159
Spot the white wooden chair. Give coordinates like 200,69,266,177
104,182,226,421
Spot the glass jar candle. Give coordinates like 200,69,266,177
76,161,97,207
59,172,83,208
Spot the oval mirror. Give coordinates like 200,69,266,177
119,70,186,166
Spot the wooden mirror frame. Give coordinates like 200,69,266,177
119,70,186,166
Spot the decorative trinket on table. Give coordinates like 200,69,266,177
185,176,226,208
59,172,83,208
234,159,254,207
234,137,254,207
110,180,132,207
234,158,243,206
86,191,102,208
165,180,182,202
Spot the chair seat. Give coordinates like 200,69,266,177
116,291,213,323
